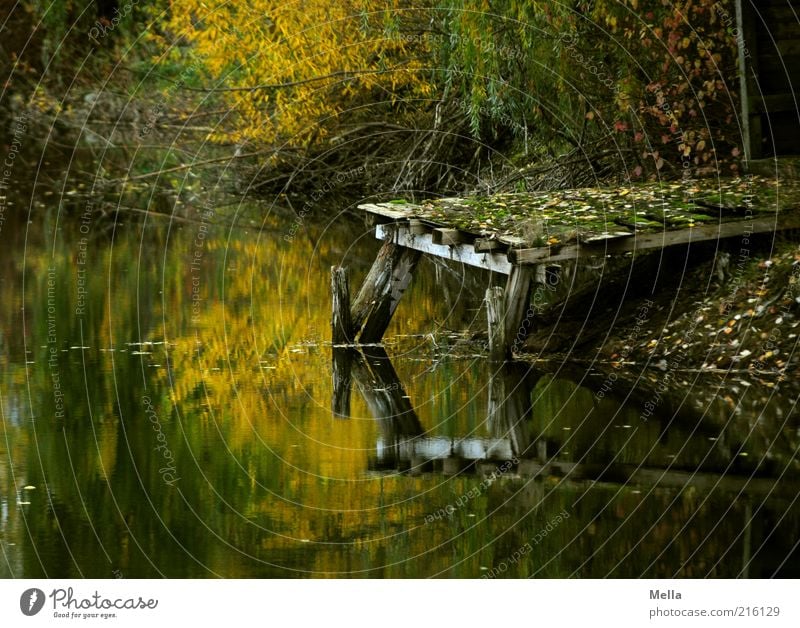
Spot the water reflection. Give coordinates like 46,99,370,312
1,179,799,578
338,349,800,502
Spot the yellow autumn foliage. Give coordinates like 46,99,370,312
161,0,432,145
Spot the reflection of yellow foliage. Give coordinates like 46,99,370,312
162,0,431,144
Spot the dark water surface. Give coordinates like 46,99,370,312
1,163,800,578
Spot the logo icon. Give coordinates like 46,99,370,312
20,588,45,616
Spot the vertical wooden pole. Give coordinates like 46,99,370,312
736,0,761,161
486,286,506,362
331,266,353,344
503,265,536,358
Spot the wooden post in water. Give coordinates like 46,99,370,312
350,225,421,343
503,265,535,355
486,286,506,362
331,266,353,344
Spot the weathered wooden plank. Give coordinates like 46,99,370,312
511,459,800,498
331,266,353,344
510,214,800,264
375,223,512,275
358,202,416,223
485,286,506,362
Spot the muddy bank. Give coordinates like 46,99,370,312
524,234,800,377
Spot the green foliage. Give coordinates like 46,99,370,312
432,0,742,178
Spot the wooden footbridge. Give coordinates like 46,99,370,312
331,176,800,360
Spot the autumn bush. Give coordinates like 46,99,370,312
151,0,744,191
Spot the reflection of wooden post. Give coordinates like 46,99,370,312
487,363,534,457
351,348,423,469
351,225,421,344
331,266,352,344
354,348,423,436
332,348,355,418
486,286,506,362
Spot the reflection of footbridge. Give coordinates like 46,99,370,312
333,347,537,474
331,347,800,500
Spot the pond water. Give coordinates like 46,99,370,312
1,153,799,578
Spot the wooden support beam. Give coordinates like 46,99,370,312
331,266,353,344
474,237,505,252
432,227,468,245
408,219,430,235
510,214,800,264
485,286,506,362
351,226,421,343
503,265,535,356
376,223,512,275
